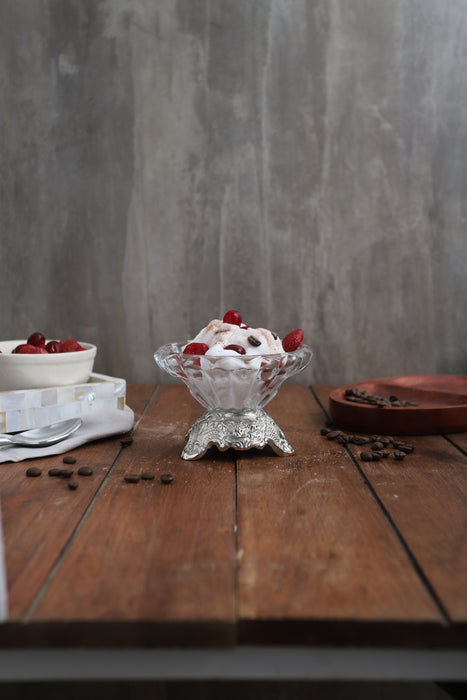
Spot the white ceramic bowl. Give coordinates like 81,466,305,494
0,340,97,392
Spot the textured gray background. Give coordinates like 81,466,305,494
1,0,466,386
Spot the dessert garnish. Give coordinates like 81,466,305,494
183,310,304,357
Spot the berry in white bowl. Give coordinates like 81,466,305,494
0,332,97,391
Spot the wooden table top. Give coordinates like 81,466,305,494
0,384,466,649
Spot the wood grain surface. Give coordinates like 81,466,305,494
0,384,466,649
1,384,154,619
31,386,237,645
236,386,446,644
313,385,467,622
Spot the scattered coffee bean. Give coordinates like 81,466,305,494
62,455,76,464
48,468,62,477
398,445,415,454
67,481,79,490
59,468,74,478
124,473,140,483
326,430,343,440
77,466,93,476
389,396,399,402
349,435,370,445
392,440,405,450
120,436,133,447
321,428,416,465
141,472,155,480
248,335,261,347
26,467,42,477
160,473,174,484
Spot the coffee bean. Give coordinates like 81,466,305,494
349,435,370,445
77,466,93,476
360,451,374,462
399,445,415,454
60,468,74,478
26,467,41,477
48,468,62,477
141,472,155,480
372,441,384,451
320,428,331,436
160,473,174,484
120,436,133,447
326,430,343,440
336,435,349,445
371,452,382,461
394,451,406,460
124,474,140,483
68,481,79,490
248,335,261,347
62,455,76,464
345,386,417,408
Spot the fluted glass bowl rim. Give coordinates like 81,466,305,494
154,342,313,373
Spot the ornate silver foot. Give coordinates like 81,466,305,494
182,407,295,460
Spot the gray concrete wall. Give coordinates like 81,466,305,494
1,0,466,385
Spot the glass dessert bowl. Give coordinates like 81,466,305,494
154,341,312,460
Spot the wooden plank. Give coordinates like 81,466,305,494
447,432,467,455
1,384,155,620
30,386,237,646
313,384,467,623
237,385,443,644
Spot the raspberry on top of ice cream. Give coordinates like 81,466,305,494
183,310,304,356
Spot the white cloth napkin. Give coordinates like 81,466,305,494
0,405,134,463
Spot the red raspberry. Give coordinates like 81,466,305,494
183,342,209,355
13,343,48,354
224,344,246,355
282,329,304,352
223,310,242,326
27,332,46,347
45,340,62,353
60,338,85,352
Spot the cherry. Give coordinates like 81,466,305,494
60,338,85,352
183,342,209,355
282,329,304,352
223,310,242,326
224,344,246,355
13,343,47,354
27,332,46,347
46,340,62,353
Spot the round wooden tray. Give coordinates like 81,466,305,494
329,375,467,435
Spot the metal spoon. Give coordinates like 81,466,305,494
0,418,82,448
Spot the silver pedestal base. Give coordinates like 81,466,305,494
182,407,295,460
